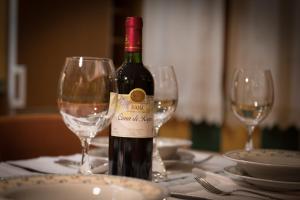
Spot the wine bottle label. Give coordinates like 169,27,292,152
107,92,118,117
111,88,154,138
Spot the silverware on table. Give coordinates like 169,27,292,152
192,155,214,165
170,192,213,200
6,163,47,174
194,176,284,200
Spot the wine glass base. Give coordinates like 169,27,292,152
78,160,93,175
152,171,167,182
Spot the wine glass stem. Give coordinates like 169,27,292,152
246,125,255,151
154,126,160,137
152,127,167,181
79,137,92,174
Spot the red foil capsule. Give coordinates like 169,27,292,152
125,17,143,52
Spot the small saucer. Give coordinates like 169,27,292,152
224,165,300,191
223,149,300,181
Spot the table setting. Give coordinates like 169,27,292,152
1,144,300,200
1,16,300,200
0,57,300,200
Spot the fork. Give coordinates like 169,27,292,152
195,177,284,200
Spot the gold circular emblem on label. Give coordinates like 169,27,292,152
129,88,146,102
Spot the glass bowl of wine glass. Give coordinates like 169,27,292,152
57,57,117,174
230,67,274,151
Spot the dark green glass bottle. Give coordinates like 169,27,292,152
109,17,154,180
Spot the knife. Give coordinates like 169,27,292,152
170,192,212,200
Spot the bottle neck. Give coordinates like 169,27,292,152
124,17,143,64
124,51,142,63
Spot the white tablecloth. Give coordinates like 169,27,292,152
1,150,299,200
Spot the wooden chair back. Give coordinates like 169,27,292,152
0,114,81,161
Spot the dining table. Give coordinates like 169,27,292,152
0,146,299,200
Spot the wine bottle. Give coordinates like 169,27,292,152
109,16,154,180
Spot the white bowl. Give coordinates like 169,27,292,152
223,149,300,182
0,174,168,200
91,136,192,160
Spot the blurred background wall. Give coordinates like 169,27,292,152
0,0,7,112
0,0,299,152
1,0,114,113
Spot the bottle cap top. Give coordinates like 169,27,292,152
126,16,143,28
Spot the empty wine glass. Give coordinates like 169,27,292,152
230,68,274,151
57,57,117,174
148,65,178,181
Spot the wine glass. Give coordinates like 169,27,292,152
148,65,178,181
57,57,117,174
230,68,274,151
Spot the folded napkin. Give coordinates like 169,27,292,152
5,154,108,175
161,168,300,200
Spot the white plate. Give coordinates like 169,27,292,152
224,165,300,191
0,174,168,200
223,149,300,181
91,137,192,160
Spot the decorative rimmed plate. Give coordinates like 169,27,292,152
91,137,192,160
223,149,300,181
224,165,300,191
0,174,168,200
